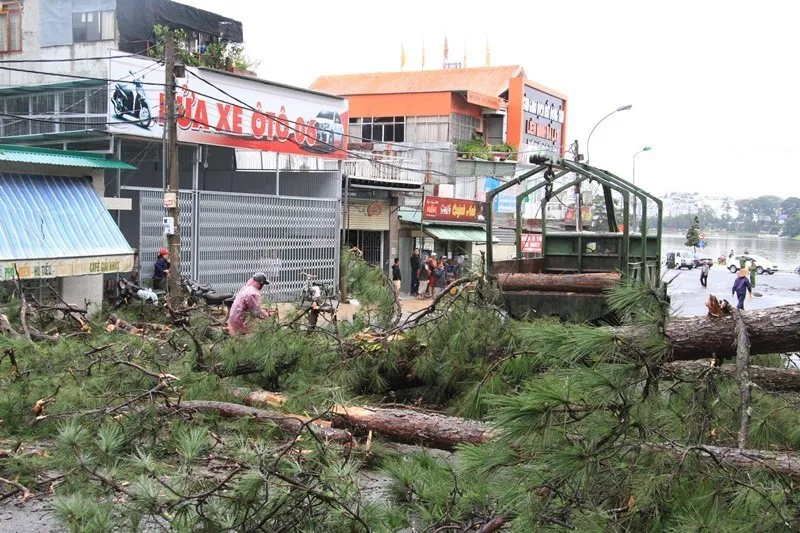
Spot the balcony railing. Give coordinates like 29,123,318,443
344,151,424,187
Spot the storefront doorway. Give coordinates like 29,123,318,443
346,230,384,266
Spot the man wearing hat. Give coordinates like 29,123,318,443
228,273,272,335
152,248,170,291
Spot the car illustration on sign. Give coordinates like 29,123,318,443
305,110,343,153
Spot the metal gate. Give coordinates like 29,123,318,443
138,188,194,280
125,187,340,300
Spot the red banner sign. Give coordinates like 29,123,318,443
109,56,348,159
521,233,542,253
423,196,484,223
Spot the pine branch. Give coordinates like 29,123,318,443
0,476,32,501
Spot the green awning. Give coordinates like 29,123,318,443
0,145,135,170
425,226,499,243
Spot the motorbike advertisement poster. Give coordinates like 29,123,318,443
108,56,349,159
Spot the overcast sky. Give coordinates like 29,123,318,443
179,0,798,200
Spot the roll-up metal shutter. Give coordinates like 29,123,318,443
342,200,390,231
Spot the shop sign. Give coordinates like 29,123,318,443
484,177,517,213
521,233,542,253
367,201,384,216
108,56,349,159
521,84,565,157
565,205,593,223
423,196,484,223
0,255,134,281
466,91,502,110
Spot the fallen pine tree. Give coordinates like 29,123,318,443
662,360,800,392
3,253,800,531
659,303,800,361
174,400,354,444
230,389,493,449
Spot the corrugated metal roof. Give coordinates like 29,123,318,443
311,65,525,97
0,145,136,170
0,173,133,261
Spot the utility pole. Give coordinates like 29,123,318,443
164,29,181,304
572,140,582,230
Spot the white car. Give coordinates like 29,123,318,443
665,250,695,269
313,110,344,151
727,254,779,275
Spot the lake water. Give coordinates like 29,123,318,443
661,234,800,270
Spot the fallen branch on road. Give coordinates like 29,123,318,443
174,400,354,444
231,389,493,449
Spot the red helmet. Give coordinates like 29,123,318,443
159,248,169,256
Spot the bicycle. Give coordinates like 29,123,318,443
297,272,336,328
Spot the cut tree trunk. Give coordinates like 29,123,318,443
232,389,493,450
662,360,800,392
175,400,353,444
0,314,21,338
229,391,800,473
330,405,492,450
645,442,800,476
498,272,620,293
620,303,800,361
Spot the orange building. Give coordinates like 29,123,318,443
311,65,567,156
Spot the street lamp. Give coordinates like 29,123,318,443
632,146,652,232
585,105,632,165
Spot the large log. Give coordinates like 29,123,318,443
230,391,800,472
498,272,620,293
232,389,493,450
645,442,800,476
662,303,800,361
662,360,800,392
175,400,354,444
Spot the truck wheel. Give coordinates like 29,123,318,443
756,266,764,275
729,265,738,273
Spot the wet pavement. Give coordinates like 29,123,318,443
665,266,800,316
274,271,800,323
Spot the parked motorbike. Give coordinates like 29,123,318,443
181,277,235,316
112,70,154,129
115,277,158,308
297,272,336,328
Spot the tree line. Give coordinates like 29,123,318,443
653,196,800,237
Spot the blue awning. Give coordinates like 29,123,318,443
0,173,134,280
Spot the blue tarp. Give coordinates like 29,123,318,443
0,173,133,262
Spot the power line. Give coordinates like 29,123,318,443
0,63,450,174
0,60,164,133
0,64,577,187
0,62,570,159
0,50,155,64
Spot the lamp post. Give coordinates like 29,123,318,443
632,146,652,232
585,105,632,165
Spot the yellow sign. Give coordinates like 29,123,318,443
0,255,134,281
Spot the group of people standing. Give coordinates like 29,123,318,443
700,252,758,310
405,248,459,299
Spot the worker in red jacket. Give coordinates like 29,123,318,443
228,273,272,335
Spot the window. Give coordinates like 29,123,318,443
348,117,405,143
72,10,115,43
0,1,22,53
405,116,450,143
450,113,481,142
0,88,108,137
